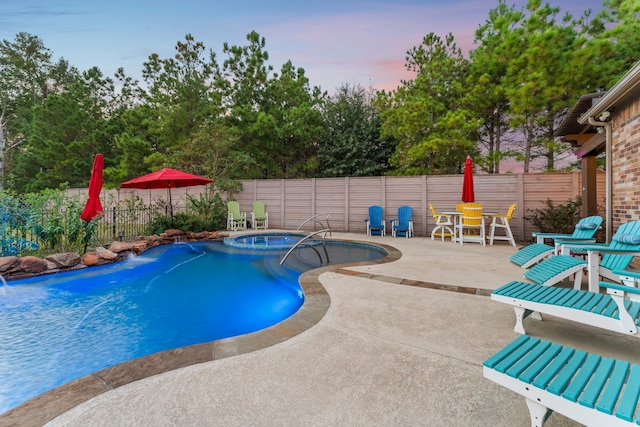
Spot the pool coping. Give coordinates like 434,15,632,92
0,239,403,427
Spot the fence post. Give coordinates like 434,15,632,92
112,207,116,240
517,174,525,241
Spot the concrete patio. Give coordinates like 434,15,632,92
9,233,640,426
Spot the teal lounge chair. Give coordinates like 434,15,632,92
523,220,640,291
391,206,414,238
509,215,603,268
365,205,386,236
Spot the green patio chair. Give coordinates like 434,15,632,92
251,201,268,230
227,201,247,231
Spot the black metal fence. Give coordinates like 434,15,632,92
95,205,187,244
0,205,187,256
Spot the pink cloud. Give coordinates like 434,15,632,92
258,0,601,94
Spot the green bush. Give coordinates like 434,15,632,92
145,191,228,235
25,190,100,254
0,191,40,256
526,197,582,234
0,189,99,256
186,191,227,231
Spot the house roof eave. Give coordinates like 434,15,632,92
579,61,640,124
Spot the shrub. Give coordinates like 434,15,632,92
0,189,99,256
526,197,582,234
25,190,100,254
185,191,227,231
145,191,227,235
0,192,40,256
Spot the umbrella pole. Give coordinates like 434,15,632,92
83,221,89,254
168,187,174,226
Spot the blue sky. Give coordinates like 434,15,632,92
2,0,603,94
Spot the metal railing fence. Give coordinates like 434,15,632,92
0,205,188,256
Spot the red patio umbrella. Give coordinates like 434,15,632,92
121,168,214,218
80,154,104,221
462,155,475,203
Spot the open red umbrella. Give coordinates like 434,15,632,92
80,154,104,221
462,155,475,203
121,168,214,218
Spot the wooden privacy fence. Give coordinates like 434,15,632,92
67,172,605,243
233,172,606,242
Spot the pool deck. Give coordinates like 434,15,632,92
6,232,640,426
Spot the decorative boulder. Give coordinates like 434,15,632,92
163,229,185,238
1,229,225,281
82,252,100,266
96,246,118,260
44,252,82,268
146,234,160,243
0,256,20,273
193,231,211,240
18,256,48,274
132,241,148,254
108,241,134,253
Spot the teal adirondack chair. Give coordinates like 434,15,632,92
523,219,640,291
510,215,603,268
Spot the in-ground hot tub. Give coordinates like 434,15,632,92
224,232,312,250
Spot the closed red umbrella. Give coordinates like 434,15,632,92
462,156,475,203
80,154,104,221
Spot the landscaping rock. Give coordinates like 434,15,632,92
18,256,48,274
108,241,134,253
45,252,82,268
163,229,185,238
96,246,118,260
0,256,19,272
3,228,226,281
132,241,148,254
82,252,100,266
193,231,215,240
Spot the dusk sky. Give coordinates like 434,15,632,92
2,0,603,94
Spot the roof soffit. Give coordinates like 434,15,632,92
579,61,640,124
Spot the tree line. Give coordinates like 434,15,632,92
0,0,637,194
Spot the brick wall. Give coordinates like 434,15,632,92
611,97,640,230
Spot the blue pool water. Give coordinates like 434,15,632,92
0,241,305,413
0,238,386,414
224,232,308,250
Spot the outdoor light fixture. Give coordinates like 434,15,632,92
118,230,124,241
598,107,615,122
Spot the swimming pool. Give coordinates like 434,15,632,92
0,238,387,414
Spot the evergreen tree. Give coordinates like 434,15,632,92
318,83,391,177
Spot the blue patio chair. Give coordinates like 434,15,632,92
364,205,386,236
391,206,414,238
